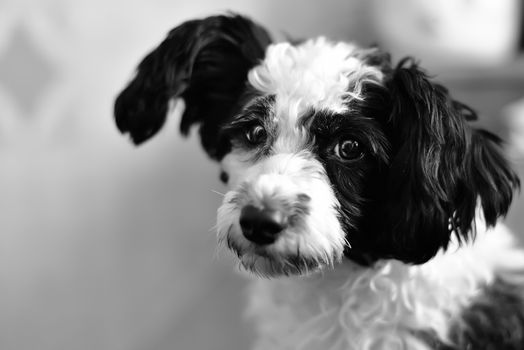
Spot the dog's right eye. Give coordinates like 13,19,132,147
245,125,267,145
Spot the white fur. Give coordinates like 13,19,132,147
248,38,384,117
245,222,524,350
218,151,346,276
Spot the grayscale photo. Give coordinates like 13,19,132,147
1,1,524,349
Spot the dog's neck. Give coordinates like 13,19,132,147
245,222,523,350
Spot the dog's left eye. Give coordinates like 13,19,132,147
245,125,267,145
334,139,364,161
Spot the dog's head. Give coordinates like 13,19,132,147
115,14,520,276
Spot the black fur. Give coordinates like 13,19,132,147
448,276,524,349
309,107,390,264
114,14,271,159
219,171,229,184
419,276,524,349
217,94,276,160
366,59,520,264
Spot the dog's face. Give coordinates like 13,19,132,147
115,14,520,277
214,40,389,275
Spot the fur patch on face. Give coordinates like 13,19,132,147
217,151,346,276
248,38,384,115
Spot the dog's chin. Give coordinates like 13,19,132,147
240,254,332,277
225,238,338,277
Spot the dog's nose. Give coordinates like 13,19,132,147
239,205,285,245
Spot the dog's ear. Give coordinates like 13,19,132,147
457,128,520,232
375,58,520,264
114,14,271,159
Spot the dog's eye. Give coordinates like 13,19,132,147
245,125,267,145
334,139,364,161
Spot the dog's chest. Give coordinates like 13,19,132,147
244,233,517,350
245,262,439,350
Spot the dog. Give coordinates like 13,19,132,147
114,14,524,350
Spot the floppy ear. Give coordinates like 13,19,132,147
376,58,520,264
114,14,271,159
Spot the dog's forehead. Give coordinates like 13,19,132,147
247,38,384,119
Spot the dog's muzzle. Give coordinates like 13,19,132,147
217,152,347,275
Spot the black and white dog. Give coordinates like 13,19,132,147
115,14,524,350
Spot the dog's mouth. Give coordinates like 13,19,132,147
239,252,332,277
219,220,342,277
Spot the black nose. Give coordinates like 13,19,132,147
239,205,285,245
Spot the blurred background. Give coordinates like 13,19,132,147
0,1,523,349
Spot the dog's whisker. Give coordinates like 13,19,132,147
210,189,226,197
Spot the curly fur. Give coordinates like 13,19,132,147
246,223,524,350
